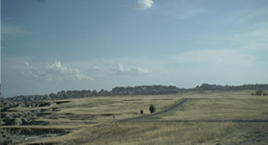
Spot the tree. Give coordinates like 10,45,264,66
256,90,264,95
149,104,156,113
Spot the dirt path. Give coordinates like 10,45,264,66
117,98,268,123
139,120,268,123
117,98,189,122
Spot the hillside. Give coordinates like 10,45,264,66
1,90,268,144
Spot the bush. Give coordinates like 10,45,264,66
256,90,264,95
149,104,156,113
263,93,267,96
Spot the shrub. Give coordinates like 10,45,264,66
263,93,267,96
256,90,264,95
149,104,156,113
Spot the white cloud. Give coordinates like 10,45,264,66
88,66,102,71
110,63,152,76
135,0,154,10
21,61,92,81
24,61,29,68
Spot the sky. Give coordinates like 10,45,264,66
1,0,268,97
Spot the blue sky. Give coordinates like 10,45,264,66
2,0,268,97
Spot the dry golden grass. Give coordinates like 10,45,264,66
150,90,268,121
5,90,268,145
44,121,241,145
25,121,268,145
7,95,183,125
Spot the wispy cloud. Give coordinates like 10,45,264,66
172,49,256,66
160,2,208,20
37,0,48,4
226,23,268,47
135,0,154,10
1,24,30,41
171,8,208,20
110,63,152,76
200,19,268,53
21,61,92,81
24,61,29,68
1,24,28,36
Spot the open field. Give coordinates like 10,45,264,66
147,90,268,121
2,90,268,145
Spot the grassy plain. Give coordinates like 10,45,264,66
4,90,268,145
150,90,268,121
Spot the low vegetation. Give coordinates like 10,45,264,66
251,89,268,96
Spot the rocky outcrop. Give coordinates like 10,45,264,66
1,100,70,144
1,107,58,126
1,127,70,145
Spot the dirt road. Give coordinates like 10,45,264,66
139,120,268,123
117,98,189,122
117,98,268,123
